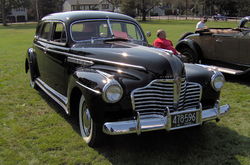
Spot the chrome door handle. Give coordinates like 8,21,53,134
216,39,223,43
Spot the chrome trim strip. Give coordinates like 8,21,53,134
34,44,46,51
35,78,69,114
45,48,147,71
67,57,94,66
76,81,101,95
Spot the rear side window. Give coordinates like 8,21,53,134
40,23,51,40
51,22,67,44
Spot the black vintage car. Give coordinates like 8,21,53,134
25,11,230,146
176,16,250,75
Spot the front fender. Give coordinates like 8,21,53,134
176,39,202,59
67,68,112,122
184,63,220,108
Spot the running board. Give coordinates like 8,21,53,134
197,64,249,75
35,78,69,114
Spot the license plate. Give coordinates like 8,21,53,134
171,112,197,128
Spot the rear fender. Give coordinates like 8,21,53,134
26,48,39,79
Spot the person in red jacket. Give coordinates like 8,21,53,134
153,29,179,55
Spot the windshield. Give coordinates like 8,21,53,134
71,20,143,42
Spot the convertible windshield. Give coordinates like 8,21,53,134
71,20,143,42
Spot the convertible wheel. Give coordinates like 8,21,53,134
180,47,199,63
79,95,103,147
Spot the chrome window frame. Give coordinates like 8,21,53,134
37,20,68,46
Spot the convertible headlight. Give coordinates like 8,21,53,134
211,72,225,91
102,80,123,103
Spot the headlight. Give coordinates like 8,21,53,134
211,72,225,91
102,80,123,103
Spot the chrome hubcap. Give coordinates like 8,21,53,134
81,105,92,137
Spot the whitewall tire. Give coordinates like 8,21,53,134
79,94,102,147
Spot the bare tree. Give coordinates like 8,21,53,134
136,0,160,21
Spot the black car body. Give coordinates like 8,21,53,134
176,16,250,75
25,11,230,146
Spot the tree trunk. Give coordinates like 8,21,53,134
142,10,146,21
35,0,39,21
1,0,7,26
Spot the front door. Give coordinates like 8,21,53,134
214,33,240,64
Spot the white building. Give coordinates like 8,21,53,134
63,0,114,12
8,8,28,22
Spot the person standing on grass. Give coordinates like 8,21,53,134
153,29,179,55
196,16,208,30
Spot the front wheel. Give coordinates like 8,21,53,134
79,95,103,147
179,47,199,63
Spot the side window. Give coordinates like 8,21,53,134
51,22,67,43
40,22,51,40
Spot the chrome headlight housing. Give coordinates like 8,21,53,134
102,79,123,103
211,72,225,91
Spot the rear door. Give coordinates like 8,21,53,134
34,22,51,84
45,21,68,96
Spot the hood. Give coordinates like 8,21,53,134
70,41,184,79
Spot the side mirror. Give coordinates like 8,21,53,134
146,32,151,37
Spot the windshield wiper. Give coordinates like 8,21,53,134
104,37,130,42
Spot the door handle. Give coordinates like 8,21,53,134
216,39,223,43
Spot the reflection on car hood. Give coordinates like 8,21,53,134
70,41,184,78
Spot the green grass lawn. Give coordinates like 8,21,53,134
0,20,250,165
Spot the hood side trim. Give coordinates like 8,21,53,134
45,47,147,72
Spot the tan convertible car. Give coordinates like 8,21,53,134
176,16,250,75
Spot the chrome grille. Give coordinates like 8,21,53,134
131,79,202,115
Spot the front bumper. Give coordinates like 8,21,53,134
103,102,230,135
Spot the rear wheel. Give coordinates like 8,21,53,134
79,95,103,147
179,47,199,63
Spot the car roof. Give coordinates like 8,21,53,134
42,11,135,23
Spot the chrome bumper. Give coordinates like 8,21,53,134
103,103,230,135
